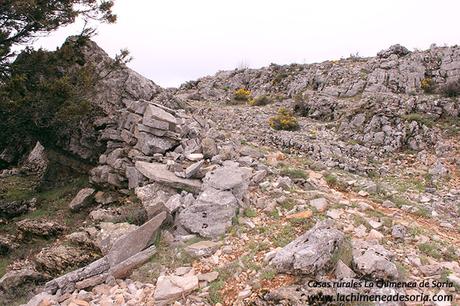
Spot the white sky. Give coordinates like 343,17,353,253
34,0,460,88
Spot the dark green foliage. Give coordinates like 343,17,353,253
293,93,309,117
0,37,97,150
439,79,460,97
0,0,116,77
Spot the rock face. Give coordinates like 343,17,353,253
270,221,346,275
20,142,48,177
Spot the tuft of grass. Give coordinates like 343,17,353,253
279,167,308,180
209,280,225,304
418,242,442,259
352,214,371,230
402,113,434,127
209,261,240,304
243,208,257,218
233,88,252,101
420,77,435,93
260,267,277,280
0,175,37,202
273,224,296,247
331,237,353,267
248,95,272,106
324,173,348,191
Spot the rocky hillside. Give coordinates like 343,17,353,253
0,41,459,306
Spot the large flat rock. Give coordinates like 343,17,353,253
107,211,166,267
177,188,238,238
135,161,201,193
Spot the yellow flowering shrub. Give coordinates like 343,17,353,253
420,77,435,93
234,88,252,101
269,107,299,131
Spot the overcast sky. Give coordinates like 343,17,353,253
34,0,460,88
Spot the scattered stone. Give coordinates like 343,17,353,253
391,224,407,240
69,188,95,212
154,275,198,305
197,271,219,282
184,160,204,179
309,197,328,212
335,260,356,279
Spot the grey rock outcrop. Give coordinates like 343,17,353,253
20,142,48,177
352,239,399,280
270,221,346,275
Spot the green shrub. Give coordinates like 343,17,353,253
402,113,434,127
418,242,442,259
0,37,130,152
249,95,272,106
269,107,299,131
439,79,460,97
280,167,308,179
293,93,309,116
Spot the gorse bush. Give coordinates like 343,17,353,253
269,107,299,131
420,77,435,93
234,88,252,101
248,95,272,106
